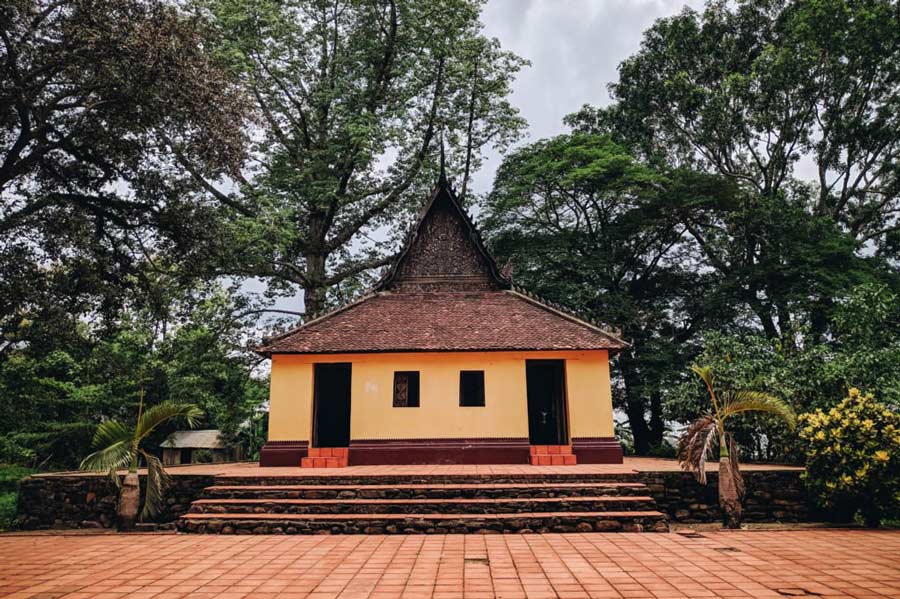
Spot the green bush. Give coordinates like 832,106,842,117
0,492,18,531
0,464,36,531
799,389,900,526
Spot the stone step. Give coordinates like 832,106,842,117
188,495,657,515
178,510,669,534
211,472,642,486
202,481,650,500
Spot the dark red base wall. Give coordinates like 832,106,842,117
259,437,624,466
348,438,531,465
259,440,308,466
571,437,624,464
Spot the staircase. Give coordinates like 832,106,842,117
529,445,577,465
300,447,349,468
177,473,668,534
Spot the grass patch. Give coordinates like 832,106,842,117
0,464,37,531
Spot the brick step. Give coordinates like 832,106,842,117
301,448,349,468
529,445,577,465
189,495,657,515
202,481,649,500
211,472,641,486
529,455,577,465
300,456,348,468
306,448,349,458
529,445,574,455
178,510,669,534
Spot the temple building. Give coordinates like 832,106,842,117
257,172,627,467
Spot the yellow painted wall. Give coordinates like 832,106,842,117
267,350,614,443
267,355,313,441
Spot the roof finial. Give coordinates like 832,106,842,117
438,128,448,185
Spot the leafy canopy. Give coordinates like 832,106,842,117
184,0,527,313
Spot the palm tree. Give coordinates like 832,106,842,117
678,365,796,528
80,388,201,530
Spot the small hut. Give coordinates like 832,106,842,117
161,430,238,465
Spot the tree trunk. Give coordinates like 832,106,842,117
304,252,327,316
648,390,664,448
303,209,329,316
718,457,742,529
620,357,651,454
117,472,140,530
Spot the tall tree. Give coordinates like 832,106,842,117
568,0,900,339
483,133,734,453
1,0,249,347
188,0,527,314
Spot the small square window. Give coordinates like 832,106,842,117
393,371,420,407
459,371,485,407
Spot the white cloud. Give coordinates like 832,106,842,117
473,0,704,194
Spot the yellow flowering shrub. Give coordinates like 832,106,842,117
799,389,900,526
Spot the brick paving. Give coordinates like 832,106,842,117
1,530,897,598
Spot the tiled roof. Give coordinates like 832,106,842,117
259,290,626,354
257,174,628,356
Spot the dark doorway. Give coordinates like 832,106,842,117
312,363,352,447
525,360,569,445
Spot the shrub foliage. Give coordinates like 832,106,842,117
799,390,900,526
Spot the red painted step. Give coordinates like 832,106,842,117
301,447,349,468
529,445,577,465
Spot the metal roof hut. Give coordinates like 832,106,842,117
160,430,240,465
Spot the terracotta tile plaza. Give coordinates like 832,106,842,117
1,530,898,599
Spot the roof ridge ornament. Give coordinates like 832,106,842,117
438,128,448,186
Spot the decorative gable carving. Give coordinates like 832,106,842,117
383,183,507,292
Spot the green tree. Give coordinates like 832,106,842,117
668,283,900,463
183,0,527,314
679,365,796,528
483,132,734,453
568,0,900,340
80,397,202,529
1,0,251,364
0,266,268,470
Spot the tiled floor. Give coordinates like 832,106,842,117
33,457,803,480
1,530,897,598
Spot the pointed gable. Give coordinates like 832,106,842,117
378,180,509,292
257,175,628,356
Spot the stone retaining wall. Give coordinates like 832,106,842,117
639,470,810,523
17,469,811,530
17,474,214,530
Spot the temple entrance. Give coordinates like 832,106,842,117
525,360,569,445
312,363,352,448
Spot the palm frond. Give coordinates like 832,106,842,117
139,450,171,521
80,439,133,475
677,414,718,485
135,401,202,442
90,419,132,450
721,390,796,429
691,364,714,388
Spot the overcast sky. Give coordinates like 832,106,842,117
472,0,704,194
